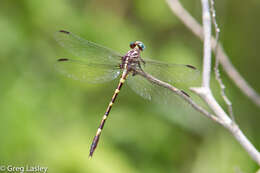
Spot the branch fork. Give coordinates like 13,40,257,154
162,0,260,166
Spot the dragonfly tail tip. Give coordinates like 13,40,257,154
88,154,93,160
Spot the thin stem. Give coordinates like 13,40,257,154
166,0,260,107
190,87,232,124
225,123,260,165
136,69,260,165
166,0,260,165
201,0,212,89
210,0,234,120
136,68,260,165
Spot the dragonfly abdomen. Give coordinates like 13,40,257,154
89,70,128,158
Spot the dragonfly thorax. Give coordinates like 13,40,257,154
120,48,142,72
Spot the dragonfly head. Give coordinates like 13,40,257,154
130,41,145,51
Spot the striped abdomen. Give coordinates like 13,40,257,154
89,70,128,158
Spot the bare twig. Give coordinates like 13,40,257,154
137,65,260,165
210,0,234,120
191,87,260,166
166,0,260,107
209,0,220,37
225,122,260,166
201,0,212,88
166,0,260,165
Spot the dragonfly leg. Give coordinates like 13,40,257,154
131,61,143,76
140,57,146,66
137,61,145,72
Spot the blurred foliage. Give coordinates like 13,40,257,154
0,0,260,172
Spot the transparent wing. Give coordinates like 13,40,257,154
142,59,199,85
54,30,122,65
127,58,199,103
55,58,121,83
127,74,186,105
127,62,210,134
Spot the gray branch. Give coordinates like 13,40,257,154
201,0,212,88
137,68,260,165
166,0,260,107
165,0,260,165
210,0,234,120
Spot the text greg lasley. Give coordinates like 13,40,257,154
25,165,48,173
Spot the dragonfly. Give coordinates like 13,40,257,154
54,30,199,158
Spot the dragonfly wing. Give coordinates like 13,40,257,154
127,58,199,104
126,73,186,105
141,59,199,86
127,61,209,133
55,58,121,83
55,30,122,65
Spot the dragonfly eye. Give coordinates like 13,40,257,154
137,42,145,51
130,42,136,49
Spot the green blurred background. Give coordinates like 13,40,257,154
1,0,260,172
